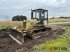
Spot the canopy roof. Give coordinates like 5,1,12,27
31,8,48,12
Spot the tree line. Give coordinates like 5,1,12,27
12,15,27,21
59,16,70,18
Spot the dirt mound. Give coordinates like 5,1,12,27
0,26,65,52
0,29,22,52
0,35,21,52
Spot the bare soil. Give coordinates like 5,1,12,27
0,26,65,52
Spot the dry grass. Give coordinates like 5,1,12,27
49,18,70,23
0,18,70,28
0,21,22,28
0,21,22,25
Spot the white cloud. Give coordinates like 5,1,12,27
44,0,66,7
0,0,70,20
54,0,66,7
47,0,58,5
32,0,66,7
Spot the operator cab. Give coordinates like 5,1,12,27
31,8,48,25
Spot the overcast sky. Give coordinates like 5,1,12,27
0,0,70,20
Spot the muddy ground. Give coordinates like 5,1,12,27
0,26,65,52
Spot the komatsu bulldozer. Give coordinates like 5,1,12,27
23,8,49,39
0,8,51,45
12,9,50,44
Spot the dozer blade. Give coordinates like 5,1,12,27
0,28,25,45
9,34,23,45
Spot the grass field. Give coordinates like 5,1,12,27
0,18,70,28
34,38,69,52
0,18,70,52
0,21,22,29
49,18,70,23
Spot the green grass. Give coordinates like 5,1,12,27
0,24,13,29
34,37,69,52
34,25,70,52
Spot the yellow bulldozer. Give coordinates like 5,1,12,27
0,8,65,45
